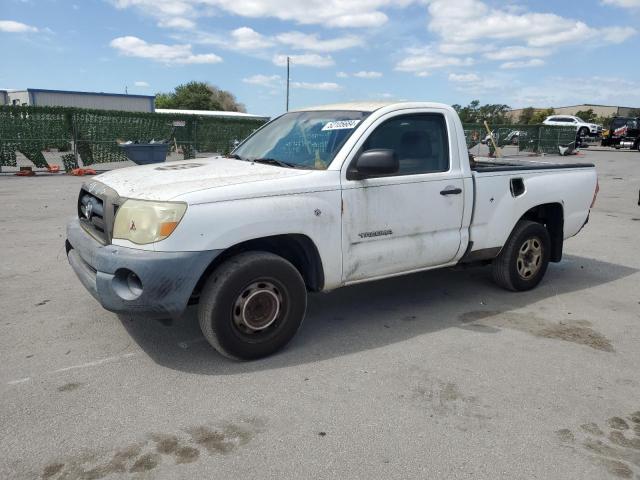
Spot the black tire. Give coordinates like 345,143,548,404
198,251,307,360
578,127,589,138
492,220,551,292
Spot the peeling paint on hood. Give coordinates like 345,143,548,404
93,156,312,201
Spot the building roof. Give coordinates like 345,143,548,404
155,108,269,120
26,88,154,100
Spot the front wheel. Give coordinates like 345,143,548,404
492,220,551,291
578,127,589,138
198,252,307,360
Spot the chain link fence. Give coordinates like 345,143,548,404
0,105,268,171
0,107,581,172
462,123,578,155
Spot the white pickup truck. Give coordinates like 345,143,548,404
66,102,598,360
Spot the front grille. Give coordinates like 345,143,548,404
77,182,121,244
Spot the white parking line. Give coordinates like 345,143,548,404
7,377,31,385
6,352,139,386
52,352,138,373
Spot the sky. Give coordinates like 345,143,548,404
1,0,640,117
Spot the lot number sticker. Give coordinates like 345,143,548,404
322,120,361,131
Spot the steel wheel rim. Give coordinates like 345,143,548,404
233,281,282,333
516,237,543,279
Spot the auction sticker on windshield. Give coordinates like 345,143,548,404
322,120,361,131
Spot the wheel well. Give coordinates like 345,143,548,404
191,234,325,303
520,203,564,262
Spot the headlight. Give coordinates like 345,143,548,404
113,200,187,245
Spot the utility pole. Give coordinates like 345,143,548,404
286,56,290,112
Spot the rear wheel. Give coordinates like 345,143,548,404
492,220,551,291
198,252,307,360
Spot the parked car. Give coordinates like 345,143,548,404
66,102,599,360
601,116,640,150
543,115,602,137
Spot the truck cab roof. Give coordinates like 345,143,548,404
294,101,453,113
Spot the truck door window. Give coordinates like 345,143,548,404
360,114,449,176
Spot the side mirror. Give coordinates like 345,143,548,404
349,149,398,180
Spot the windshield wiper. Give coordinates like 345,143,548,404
251,158,309,169
226,153,244,160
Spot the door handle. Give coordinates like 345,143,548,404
440,187,462,196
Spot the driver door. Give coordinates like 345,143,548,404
341,111,464,283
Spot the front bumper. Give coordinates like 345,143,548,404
66,218,222,316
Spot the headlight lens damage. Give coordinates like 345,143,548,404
113,200,187,244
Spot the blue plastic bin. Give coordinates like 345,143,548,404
118,143,169,165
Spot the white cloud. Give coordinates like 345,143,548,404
243,74,281,88
291,81,342,91
180,27,274,52
158,17,195,29
438,42,487,55
273,53,334,68
134,81,149,87
484,46,549,61
230,27,274,50
111,0,414,29
426,0,636,49
0,20,38,33
500,59,545,69
396,45,474,72
512,76,640,107
448,73,480,83
415,71,431,77
110,36,222,64
207,0,413,27
276,31,363,52
187,28,362,55
112,0,197,29
601,0,640,7
336,71,349,78
353,70,383,78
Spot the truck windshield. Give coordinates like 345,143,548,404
233,110,369,170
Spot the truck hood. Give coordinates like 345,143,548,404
94,157,313,201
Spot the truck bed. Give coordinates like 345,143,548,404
470,157,594,173
466,156,597,261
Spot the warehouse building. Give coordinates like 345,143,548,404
3,88,155,112
507,104,639,122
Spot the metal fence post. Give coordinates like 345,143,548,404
72,113,79,167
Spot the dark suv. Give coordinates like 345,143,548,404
602,117,640,150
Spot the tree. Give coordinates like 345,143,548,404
155,81,246,112
530,108,555,124
518,107,535,125
595,115,613,128
574,109,597,123
452,100,511,124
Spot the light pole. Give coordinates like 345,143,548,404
286,56,290,112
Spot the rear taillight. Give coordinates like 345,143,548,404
591,179,599,208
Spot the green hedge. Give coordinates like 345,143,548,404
0,105,268,170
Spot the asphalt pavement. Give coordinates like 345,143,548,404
1,148,639,479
